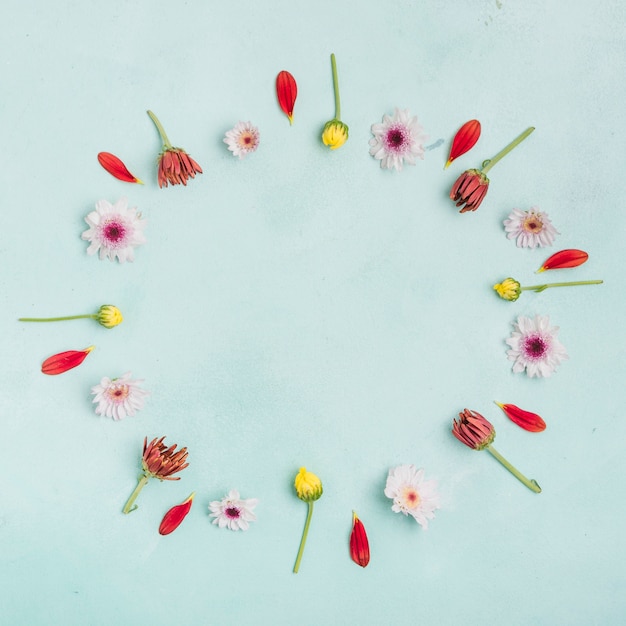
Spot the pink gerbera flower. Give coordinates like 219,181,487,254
209,489,258,531
90,372,149,420
224,121,260,159
506,315,568,377
504,207,559,248
81,198,146,263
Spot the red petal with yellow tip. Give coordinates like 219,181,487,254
41,346,94,375
350,512,370,568
537,249,588,273
445,120,481,168
97,152,143,184
496,402,546,432
159,493,195,535
276,70,297,124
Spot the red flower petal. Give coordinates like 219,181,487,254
536,249,588,273
276,71,297,124
97,152,143,184
496,402,546,432
159,493,195,535
445,120,481,169
350,511,370,568
41,346,94,375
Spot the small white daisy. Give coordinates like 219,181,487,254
384,464,440,529
369,108,428,171
223,121,260,159
209,489,258,531
503,207,559,248
81,198,146,263
506,315,568,378
90,372,149,421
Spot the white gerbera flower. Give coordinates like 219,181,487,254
209,489,258,531
384,464,440,529
81,198,146,263
503,207,559,248
223,121,260,159
506,315,568,378
90,372,149,420
369,108,428,171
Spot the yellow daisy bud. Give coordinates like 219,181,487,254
322,120,349,150
97,304,124,328
493,278,521,302
294,467,323,502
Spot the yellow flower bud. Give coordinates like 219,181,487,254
493,278,521,302
97,304,123,328
294,467,323,502
322,120,349,150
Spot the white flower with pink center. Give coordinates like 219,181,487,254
223,121,260,159
503,207,559,248
369,108,428,171
506,314,568,378
81,198,146,263
209,489,258,531
90,372,149,421
384,464,440,528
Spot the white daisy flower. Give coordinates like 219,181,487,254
223,121,260,159
506,315,568,378
503,207,559,248
90,372,149,421
384,464,440,529
209,489,258,531
369,108,428,171
81,198,146,263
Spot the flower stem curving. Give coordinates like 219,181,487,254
293,501,314,573
521,280,603,293
480,127,534,175
486,445,541,493
147,110,172,149
19,314,97,323
330,53,341,121
122,474,150,514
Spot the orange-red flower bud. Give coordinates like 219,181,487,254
445,119,481,168
159,493,195,535
142,436,189,481
450,169,490,213
495,402,546,432
536,249,589,273
350,511,370,568
41,346,94,375
452,408,495,450
276,70,297,125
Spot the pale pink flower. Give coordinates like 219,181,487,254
90,372,149,420
504,207,559,248
224,121,260,159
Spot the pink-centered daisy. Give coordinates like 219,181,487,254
223,121,260,159
209,489,258,531
90,372,149,421
503,207,559,248
369,108,428,171
384,464,440,529
506,315,568,378
81,198,146,263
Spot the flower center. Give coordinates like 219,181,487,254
238,132,256,149
103,220,126,243
522,214,543,233
402,487,420,509
385,126,408,152
225,506,241,519
106,384,129,403
523,334,548,359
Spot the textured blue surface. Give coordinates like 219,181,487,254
2,1,625,624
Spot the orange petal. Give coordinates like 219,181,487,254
276,71,297,124
495,402,546,432
97,152,143,184
41,346,94,375
536,249,588,273
159,493,195,535
445,120,481,168
350,511,370,567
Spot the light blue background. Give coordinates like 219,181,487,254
2,1,625,624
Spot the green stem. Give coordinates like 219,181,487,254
122,474,150,514
147,110,172,149
18,314,97,323
486,445,541,493
521,280,603,293
330,53,341,121
480,127,534,175
293,501,314,573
